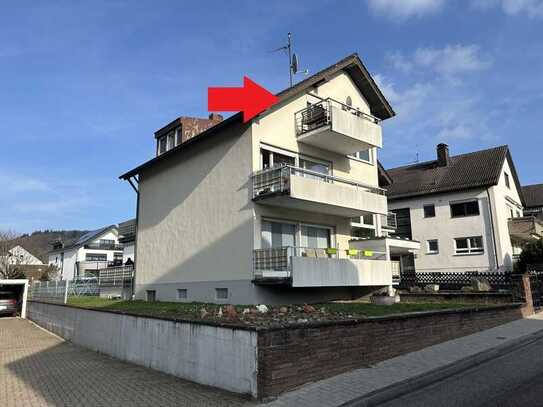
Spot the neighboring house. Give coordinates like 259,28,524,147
47,225,122,280
385,143,526,275
523,184,543,218
7,245,43,265
120,53,419,304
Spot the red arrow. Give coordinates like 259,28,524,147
208,76,279,123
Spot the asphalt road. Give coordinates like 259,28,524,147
378,337,543,407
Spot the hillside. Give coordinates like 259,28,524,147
13,230,89,262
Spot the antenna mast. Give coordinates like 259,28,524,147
287,32,293,87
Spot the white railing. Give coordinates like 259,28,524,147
252,164,386,200
98,265,134,287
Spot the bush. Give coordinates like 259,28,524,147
515,240,543,273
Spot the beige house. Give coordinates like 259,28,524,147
121,54,418,304
385,144,530,276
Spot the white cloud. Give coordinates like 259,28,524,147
387,45,492,79
471,0,543,17
368,0,445,21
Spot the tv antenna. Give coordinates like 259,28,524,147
271,32,308,87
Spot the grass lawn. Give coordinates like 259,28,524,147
66,296,484,327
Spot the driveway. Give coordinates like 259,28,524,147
0,318,254,407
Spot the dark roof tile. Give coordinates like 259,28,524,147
522,184,543,208
385,145,518,200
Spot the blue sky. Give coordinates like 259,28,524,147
2,0,543,233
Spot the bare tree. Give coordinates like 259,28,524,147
0,230,25,279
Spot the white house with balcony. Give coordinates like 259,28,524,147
47,225,122,280
384,143,529,277
120,54,419,304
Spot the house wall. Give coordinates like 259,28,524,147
134,121,255,303
488,158,524,270
251,72,383,253
252,72,379,187
388,188,498,273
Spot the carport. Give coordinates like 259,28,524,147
0,279,29,318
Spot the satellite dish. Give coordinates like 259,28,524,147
291,53,299,75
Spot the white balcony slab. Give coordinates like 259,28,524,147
291,257,392,287
255,174,388,217
297,105,382,155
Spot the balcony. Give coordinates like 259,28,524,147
252,164,387,218
84,243,124,251
380,212,397,230
253,246,392,287
294,98,382,155
509,216,543,242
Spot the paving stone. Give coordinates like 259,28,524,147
0,318,255,407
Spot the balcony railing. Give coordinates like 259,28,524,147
381,212,397,230
84,243,124,250
252,164,386,200
253,246,387,279
295,98,380,136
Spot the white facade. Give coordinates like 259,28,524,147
7,246,43,265
48,228,122,280
130,59,402,304
388,158,524,274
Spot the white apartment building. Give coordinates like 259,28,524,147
48,225,122,280
121,54,421,304
384,143,533,275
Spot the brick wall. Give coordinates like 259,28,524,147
256,304,526,399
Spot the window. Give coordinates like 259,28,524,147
167,131,175,150
424,204,436,218
158,136,167,155
300,158,330,177
346,96,352,107
85,253,107,262
260,148,295,169
146,290,156,302
504,172,510,189
301,225,331,249
177,289,188,300
450,200,480,218
215,288,228,300
351,149,373,163
455,237,484,255
100,239,115,245
351,227,376,239
427,239,439,254
261,220,296,248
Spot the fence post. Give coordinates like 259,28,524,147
63,280,69,304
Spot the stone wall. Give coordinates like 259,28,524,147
256,304,526,398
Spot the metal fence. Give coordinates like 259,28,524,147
29,280,68,304
98,265,134,287
400,271,512,291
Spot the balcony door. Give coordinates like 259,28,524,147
301,225,331,249
261,220,296,249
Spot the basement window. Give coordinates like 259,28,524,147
177,289,188,300
424,204,436,218
215,288,229,300
146,290,156,302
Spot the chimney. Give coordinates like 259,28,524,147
437,143,451,167
208,113,223,123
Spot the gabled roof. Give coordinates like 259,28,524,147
120,53,394,180
385,145,524,203
49,225,117,253
522,184,543,208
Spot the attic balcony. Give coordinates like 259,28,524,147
83,243,124,251
294,98,382,155
252,164,388,218
508,216,543,242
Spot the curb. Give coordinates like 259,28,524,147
340,327,543,407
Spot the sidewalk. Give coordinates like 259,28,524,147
262,313,543,407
